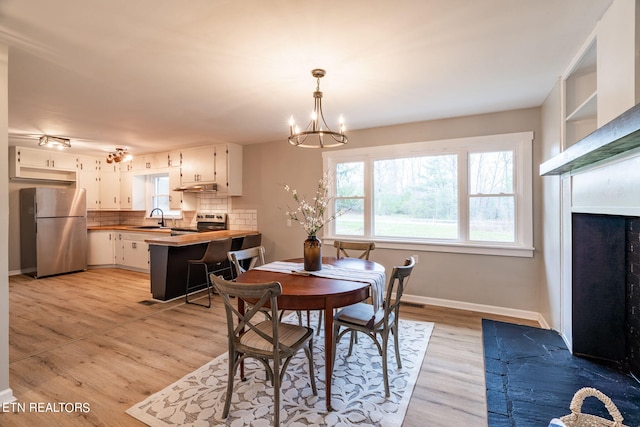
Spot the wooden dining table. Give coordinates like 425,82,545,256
236,256,385,411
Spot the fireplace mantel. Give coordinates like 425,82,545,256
540,102,640,176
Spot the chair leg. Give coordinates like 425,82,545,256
392,323,402,369
222,350,236,418
305,339,318,395
273,359,281,426
382,328,390,397
185,264,212,308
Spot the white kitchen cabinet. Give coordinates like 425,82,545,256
214,143,243,196
9,146,77,182
76,155,101,210
168,167,184,210
115,232,151,271
181,145,216,184
87,230,116,266
100,163,120,209
131,152,171,171
120,171,133,209
168,150,181,168
17,146,77,169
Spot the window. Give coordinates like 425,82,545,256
146,174,181,217
323,131,533,257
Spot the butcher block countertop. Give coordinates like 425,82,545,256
87,225,259,247
144,230,258,247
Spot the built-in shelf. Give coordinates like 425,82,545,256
540,102,640,176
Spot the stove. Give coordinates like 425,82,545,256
196,213,228,231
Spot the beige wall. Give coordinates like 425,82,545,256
234,107,543,314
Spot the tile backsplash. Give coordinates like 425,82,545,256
87,194,257,231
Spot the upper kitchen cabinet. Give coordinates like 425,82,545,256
215,143,242,196
180,145,216,185
130,152,171,171
100,162,120,209
76,155,101,210
9,146,77,182
168,150,181,168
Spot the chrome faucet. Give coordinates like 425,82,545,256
150,208,165,227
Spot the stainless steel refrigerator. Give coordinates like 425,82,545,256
20,187,87,278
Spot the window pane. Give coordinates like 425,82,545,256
336,162,364,197
469,196,514,242
469,151,513,194
334,199,364,235
155,176,170,194
373,155,458,239
153,195,170,212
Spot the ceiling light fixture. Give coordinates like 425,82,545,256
288,69,347,148
39,135,71,149
106,147,132,164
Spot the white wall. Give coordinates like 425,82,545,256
233,108,543,318
539,80,563,331
0,43,14,404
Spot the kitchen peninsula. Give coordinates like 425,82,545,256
145,230,259,301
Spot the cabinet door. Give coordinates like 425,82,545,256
87,231,115,265
114,233,124,265
76,156,101,210
122,239,150,271
17,147,52,168
181,145,215,184
49,151,77,170
215,143,243,196
120,172,133,209
100,164,120,209
168,167,183,210
168,150,182,168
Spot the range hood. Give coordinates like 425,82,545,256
172,183,218,193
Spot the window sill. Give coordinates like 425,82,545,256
323,237,534,258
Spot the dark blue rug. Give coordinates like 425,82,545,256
483,319,640,427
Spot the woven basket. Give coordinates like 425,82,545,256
559,387,628,427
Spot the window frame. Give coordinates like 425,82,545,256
322,131,534,258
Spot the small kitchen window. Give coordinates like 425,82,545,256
147,174,180,217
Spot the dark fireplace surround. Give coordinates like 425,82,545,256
572,213,640,380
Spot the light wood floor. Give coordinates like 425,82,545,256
3,268,538,426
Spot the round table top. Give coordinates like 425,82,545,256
236,256,384,303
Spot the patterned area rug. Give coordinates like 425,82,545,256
127,313,433,426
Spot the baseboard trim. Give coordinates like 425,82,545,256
403,294,544,326
0,387,15,405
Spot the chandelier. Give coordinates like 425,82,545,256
106,147,132,163
288,69,347,148
39,135,71,149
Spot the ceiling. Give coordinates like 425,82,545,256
0,0,613,156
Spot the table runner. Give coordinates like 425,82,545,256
254,261,386,313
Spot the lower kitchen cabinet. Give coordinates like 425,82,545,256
120,235,150,271
87,230,116,265
88,230,163,273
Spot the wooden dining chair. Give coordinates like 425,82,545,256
228,246,266,279
331,256,415,397
210,274,317,426
184,238,232,307
313,240,377,334
334,240,376,260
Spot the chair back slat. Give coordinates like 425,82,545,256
334,240,376,260
228,246,266,278
384,257,416,315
